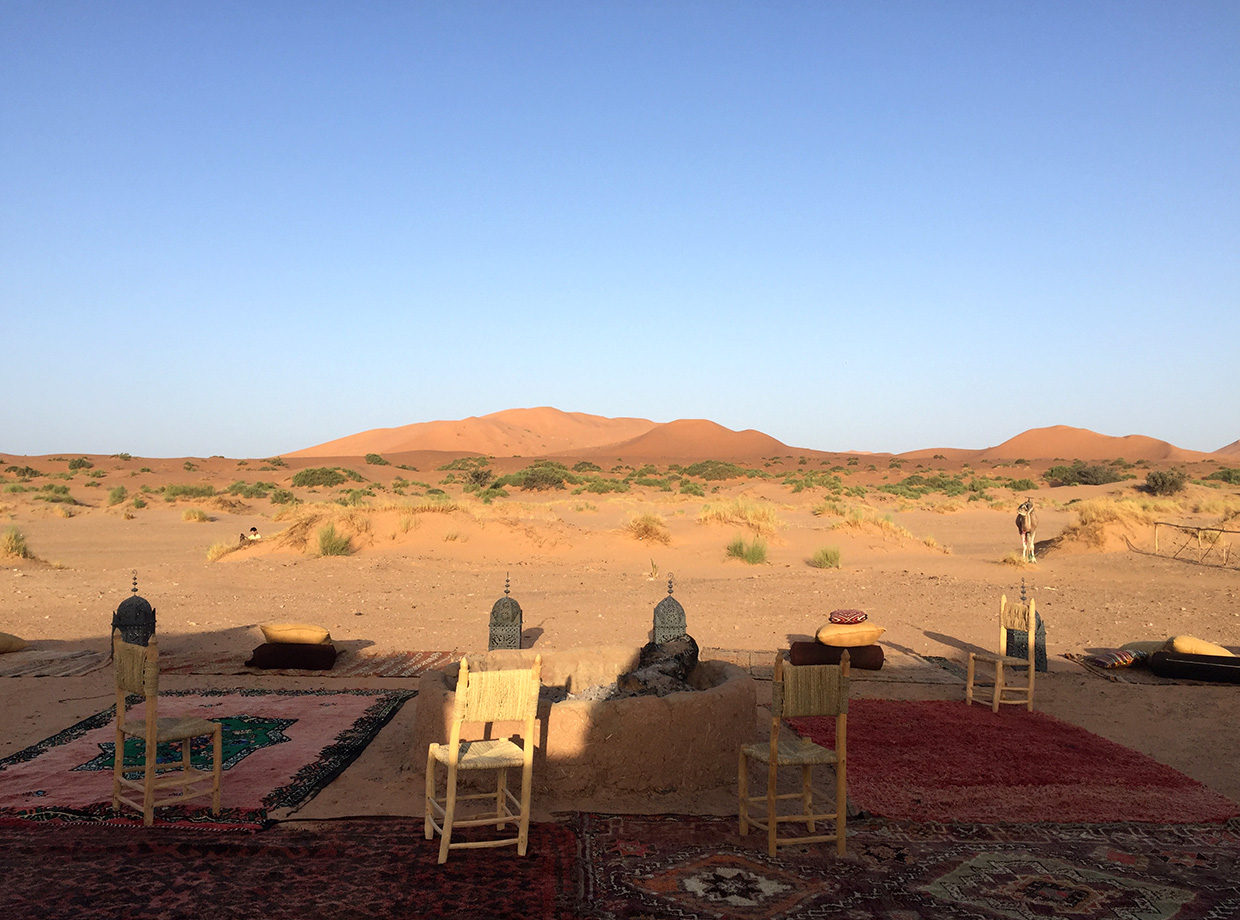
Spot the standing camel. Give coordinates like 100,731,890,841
1015,499,1037,563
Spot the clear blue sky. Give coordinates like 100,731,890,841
2,2,1237,458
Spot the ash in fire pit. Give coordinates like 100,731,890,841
539,635,700,702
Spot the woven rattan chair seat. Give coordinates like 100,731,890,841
970,652,1027,666
743,736,838,767
431,737,526,770
120,715,220,743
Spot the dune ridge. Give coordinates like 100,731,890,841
287,410,1228,462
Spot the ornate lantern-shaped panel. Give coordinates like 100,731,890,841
652,577,686,644
488,575,523,650
112,571,156,646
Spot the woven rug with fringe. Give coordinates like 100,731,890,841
2,814,1240,919
789,698,1240,824
161,649,455,678
0,688,414,831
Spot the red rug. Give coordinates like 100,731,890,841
789,699,1240,824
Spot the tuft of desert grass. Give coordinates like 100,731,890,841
317,523,353,556
1,526,33,559
806,545,841,569
206,541,241,562
726,534,767,564
811,500,847,518
626,513,671,544
698,498,780,535
182,508,210,523
831,507,915,541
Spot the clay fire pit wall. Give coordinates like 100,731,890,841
411,646,756,799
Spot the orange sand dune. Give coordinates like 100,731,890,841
980,425,1209,462
1217,438,1240,456
573,418,789,461
288,408,657,458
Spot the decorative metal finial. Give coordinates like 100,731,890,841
131,570,139,595
504,572,511,597
1020,577,1027,603
667,574,675,596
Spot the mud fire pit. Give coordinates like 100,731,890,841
411,646,755,800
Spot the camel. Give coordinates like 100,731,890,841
1015,499,1037,563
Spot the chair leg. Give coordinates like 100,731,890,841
802,765,815,832
438,763,458,864
835,761,847,856
992,662,1004,714
965,654,976,705
211,726,222,816
112,726,124,813
517,762,533,857
496,766,508,829
424,747,437,840
143,735,157,826
737,750,749,835
766,761,778,858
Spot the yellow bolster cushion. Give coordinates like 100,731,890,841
0,632,28,654
1164,636,1235,658
816,623,886,647
260,623,332,645
1120,640,1168,656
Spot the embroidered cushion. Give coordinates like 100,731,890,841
1164,636,1235,658
1084,648,1144,669
260,622,332,645
816,623,885,647
0,632,28,654
828,609,868,625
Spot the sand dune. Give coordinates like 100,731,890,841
581,418,789,460
289,408,657,458
980,425,1210,462
1217,438,1240,456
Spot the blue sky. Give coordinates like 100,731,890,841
2,2,1237,458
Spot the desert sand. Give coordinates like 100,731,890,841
3,409,1239,818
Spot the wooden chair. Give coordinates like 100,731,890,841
739,651,849,857
112,632,222,826
966,595,1037,712
425,655,541,864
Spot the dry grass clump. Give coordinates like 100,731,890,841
1,526,33,559
1057,497,1158,549
806,545,841,569
698,498,780,535
811,499,847,518
206,540,241,562
182,508,210,523
318,523,353,556
1191,495,1240,523
726,534,768,564
831,508,915,542
626,513,671,544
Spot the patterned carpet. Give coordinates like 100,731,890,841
1,813,1238,919
0,689,415,829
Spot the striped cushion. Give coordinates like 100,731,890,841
828,609,868,625
1084,648,1146,669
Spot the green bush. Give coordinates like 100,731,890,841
1205,468,1240,485
807,546,841,569
34,484,75,503
680,480,706,497
364,453,390,466
226,480,275,499
270,489,297,505
1146,469,1188,496
726,535,767,565
1008,478,1038,491
107,486,128,506
317,524,353,556
68,457,93,470
132,496,147,509
500,460,570,491
572,460,602,473
163,484,215,501
683,460,749,481
437,456,489,471
292,467,348,488
5,465,41,479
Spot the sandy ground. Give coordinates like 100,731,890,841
2,440,1239,818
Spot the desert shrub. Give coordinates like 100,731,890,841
111,452,132,460
317,523,353,556
698,499,780,535
68,457,93,470
292,467,348,488
163,484,215,501
679,480,706,497
625,513,671,544
572,460,602,473
270,489,297,505
437,456,489,471
812,499,847,517
578,477,629,494
183,461,199,472
461,467,495,491
339,488,374,506
132,496,147,509
227,480,275,499
501,460,569,491
726,535,767,564
182,508,210,523
682,460,749,481
5,465,41,479
1008,478,1038,491
1204,468,1240,485
1045,461,1125,487
34,484,75,503
806,545,841,569
107,486,128,506
1145,469,1188,496
1,526,32,559
206,540,241,562
4,484,30,493
364,453,390,466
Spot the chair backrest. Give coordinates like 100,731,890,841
998,595,1036,660
452,655,542,726
114,630,159,697
772,652,849,719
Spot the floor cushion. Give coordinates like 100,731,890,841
260,622,332,645
1164,636,1235,657
0,632,28,654
816,622,885,647
828,609,868,624
246,642,338,670
789,641,884,670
